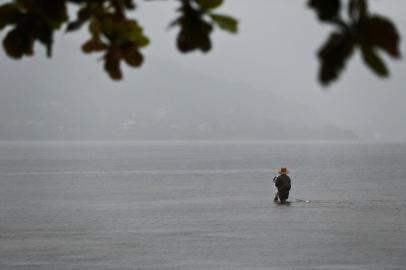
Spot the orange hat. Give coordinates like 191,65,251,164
278,167,289,175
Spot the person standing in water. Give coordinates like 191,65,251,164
273,167,291,204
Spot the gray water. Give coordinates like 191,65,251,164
0,141,405,270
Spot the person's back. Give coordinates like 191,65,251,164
274,167,291,203
275,174,291,191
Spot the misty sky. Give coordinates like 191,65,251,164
0,0,405,141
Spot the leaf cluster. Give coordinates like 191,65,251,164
0,0,402,86
170,0,238,53
0,0,238,80
67,0,149,80
309,0,401,86
0,0,68,58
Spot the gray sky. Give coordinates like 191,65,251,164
0,0,405,141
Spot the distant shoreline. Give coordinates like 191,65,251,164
0,139,405,144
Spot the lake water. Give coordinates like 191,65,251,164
0,141,405,270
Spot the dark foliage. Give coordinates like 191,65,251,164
309,0,341,21
0,0,237,80
309,0,401,86
0,0,401,86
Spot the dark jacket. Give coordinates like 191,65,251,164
274,174,291,191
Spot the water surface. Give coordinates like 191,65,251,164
0,141,405,270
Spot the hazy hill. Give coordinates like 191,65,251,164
0,59,357,140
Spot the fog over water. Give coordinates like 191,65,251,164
0,0,405,140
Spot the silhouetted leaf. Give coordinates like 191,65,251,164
361,45,388,77
66,20,82,32
308,0,340,21
177,21,212,52
82,38,107,53
124,20,150,47
89,18,102,38
210,14,238,33
195,0,223,10
101,15,149,47
318,32,354,85
176,2,213,53
33,0,68,28
0,3,19,30
361,16,400,57
3,26,34,59
123,0,136,10
104,48,122,80
121,42,143,67
66,6,91,32
34,23,54,57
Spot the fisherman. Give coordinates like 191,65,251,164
273,167,291,204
